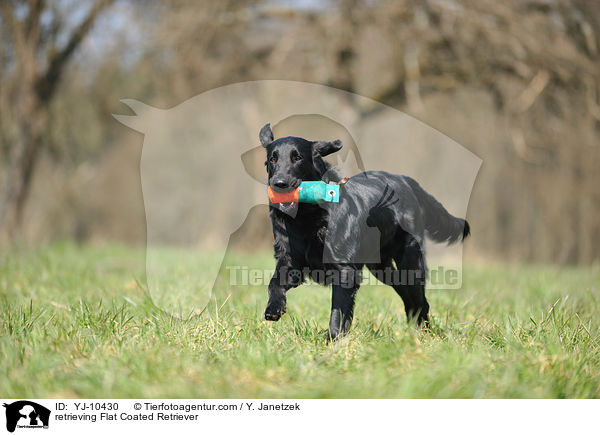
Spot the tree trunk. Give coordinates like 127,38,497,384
0,88,43,240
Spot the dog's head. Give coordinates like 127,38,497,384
259,123,343,192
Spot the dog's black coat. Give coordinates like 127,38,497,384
260,123,470,340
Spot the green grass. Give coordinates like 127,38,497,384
1,242,599,398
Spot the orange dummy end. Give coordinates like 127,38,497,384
268,187,299,203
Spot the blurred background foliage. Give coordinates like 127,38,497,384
1,0,599,264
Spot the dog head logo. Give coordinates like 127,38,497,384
114,81,481,315
3,401,50,432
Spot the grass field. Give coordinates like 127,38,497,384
1,243,599,398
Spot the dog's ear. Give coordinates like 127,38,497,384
313,139,343,157
259,123,274,147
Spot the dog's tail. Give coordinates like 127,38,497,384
405,177,470,244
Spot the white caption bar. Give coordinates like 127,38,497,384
0,399,595,435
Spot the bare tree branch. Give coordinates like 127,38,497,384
25,0,45,47
36,0,115,102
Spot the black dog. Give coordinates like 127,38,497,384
260,123,470,340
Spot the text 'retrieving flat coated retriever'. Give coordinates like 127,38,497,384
260,123,470,340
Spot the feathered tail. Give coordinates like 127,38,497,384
406,177,470,244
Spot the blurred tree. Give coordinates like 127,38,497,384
0,0,114,239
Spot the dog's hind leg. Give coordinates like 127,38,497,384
393,236,429,327
366,257,425,326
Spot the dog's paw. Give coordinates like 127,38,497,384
264,301,286,321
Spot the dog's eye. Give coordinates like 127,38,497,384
292,154,302,163
269,155,277,163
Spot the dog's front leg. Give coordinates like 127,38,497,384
264,262,298,321
264,275,287,321
328,278,359,341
